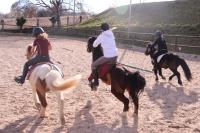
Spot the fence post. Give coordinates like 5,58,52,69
1,19,4,31
175,35,178,52
67,16,69,27
36,18,39,27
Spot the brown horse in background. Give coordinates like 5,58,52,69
145,43,192,85
87,37,146,114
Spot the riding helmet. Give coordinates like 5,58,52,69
155,30,162,38
32,27,45,36
101,23,110,31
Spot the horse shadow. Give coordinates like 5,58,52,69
53,100,138,133
146,82,199,120
0,115,43,133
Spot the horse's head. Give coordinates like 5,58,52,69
25,45,33,60
144,43,155,56
87,36,97,53
87,36,103,61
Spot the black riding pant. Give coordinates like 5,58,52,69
21,55,50,81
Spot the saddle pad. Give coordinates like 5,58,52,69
98,63,113,78
27,62,64,80
157,54,166,63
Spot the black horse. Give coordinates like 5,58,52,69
87,37,146,114
145,43,192,85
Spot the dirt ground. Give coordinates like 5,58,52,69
0,34,199,133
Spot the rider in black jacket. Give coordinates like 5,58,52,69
151,30,168,70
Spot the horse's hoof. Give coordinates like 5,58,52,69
169,77,172,81
91,86,97,91
134,111,138,115
178,82,183,86
39,112,46,118
155,78,158,81
39,114,45,118
162,77,166,80
60,117,65,125
120,112,128,117
34,103,41,110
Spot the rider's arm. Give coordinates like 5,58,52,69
151,38,159,48
48,40,52,50
93,34,103,47
31,45,37,56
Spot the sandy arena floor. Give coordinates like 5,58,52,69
0,34,199,133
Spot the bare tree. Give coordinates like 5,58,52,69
15,0,85,27
10,0,37,18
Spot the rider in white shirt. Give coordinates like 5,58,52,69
91,23,118,88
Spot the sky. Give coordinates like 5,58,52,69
0,0,174,14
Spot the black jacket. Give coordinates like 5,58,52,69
152,37,168,52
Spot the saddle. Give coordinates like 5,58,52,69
88,63,115,81
26,62,64,80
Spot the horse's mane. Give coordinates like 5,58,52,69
88,36,103,62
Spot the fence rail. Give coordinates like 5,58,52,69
0,22,200,54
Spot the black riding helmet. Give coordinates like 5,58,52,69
32,27,45,36
101,23,109,31
155,30,162,38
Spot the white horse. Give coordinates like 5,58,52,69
25,45,81,124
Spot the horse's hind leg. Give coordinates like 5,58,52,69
111,87,129,112
36,89,47,118
174,70,182,85
57,92,65,125
129,91,139,115
158,67,165,80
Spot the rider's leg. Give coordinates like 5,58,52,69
91,56,117,87
15,55,49,84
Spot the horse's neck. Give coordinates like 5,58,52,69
92,47,103,62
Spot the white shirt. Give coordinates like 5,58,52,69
93,30,118,58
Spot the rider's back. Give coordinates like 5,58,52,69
153,37,168,51
93,30,118,58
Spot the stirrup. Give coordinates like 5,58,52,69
14,76,24,84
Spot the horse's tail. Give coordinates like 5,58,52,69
52,74,82,91
126,71,146,96
178,57,192,81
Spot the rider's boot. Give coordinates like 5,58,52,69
91,69,99,91
14,64,29,85
14,75,25,84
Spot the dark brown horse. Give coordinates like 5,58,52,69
87,37,146,114
145,43,192,85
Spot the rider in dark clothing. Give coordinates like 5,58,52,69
151,30,168,70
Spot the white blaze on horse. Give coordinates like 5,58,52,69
25,45,81,125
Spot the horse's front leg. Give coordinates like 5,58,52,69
158,67,165,80
154,67,159,81
36,89,47,118
57,92,65,125
32,86,41,110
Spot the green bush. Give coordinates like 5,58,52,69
16,17,27,30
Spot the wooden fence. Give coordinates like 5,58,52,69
46,28,200,54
